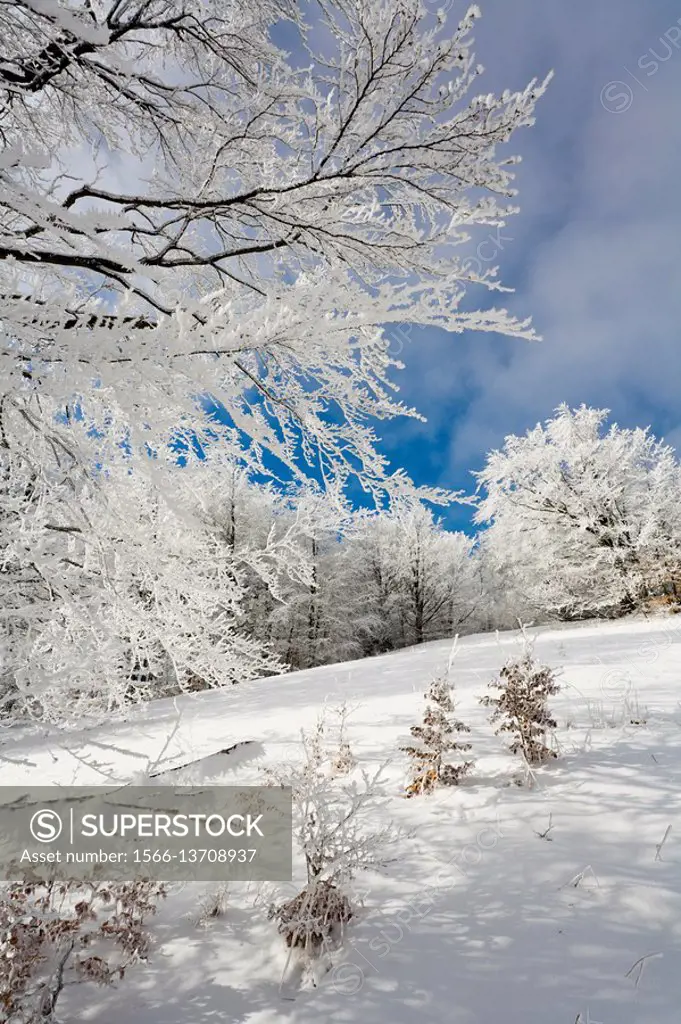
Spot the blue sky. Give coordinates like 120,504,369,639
372,0,681,531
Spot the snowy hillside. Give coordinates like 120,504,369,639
3,616,681,1024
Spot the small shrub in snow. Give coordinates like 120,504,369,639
329,702,358,777
0,878,165,1022
268,879,353,952
585,685,648,730
401,658,473,796
266,709,395,960
481,638,560,770
192,884,229,927
623,687,648,726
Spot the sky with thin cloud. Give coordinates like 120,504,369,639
377,0,681,528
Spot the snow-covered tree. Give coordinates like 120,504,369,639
341,504,479,650
0,420,324,720
264,490,355,669
1,0,549,499
475,405,681,619
1,0,550,716
388,504,479,645
469,534,535,632
328,511,406,657
262,501,486,667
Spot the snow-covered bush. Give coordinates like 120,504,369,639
266,711,395,956
269,880,354,955
481,636,560,771
191,884,230,928
401,652,474,796
0,878,165,1023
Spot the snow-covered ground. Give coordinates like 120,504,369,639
3,616,681,1023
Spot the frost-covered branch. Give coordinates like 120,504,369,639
1,0,549,494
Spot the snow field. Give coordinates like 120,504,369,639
3,616,681,1023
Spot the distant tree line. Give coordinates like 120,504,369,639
3,405,679,723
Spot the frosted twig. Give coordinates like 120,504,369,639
561,865,599,891
655,824,672,861
145,701,184,777
534,813,554,841
625,951,663,988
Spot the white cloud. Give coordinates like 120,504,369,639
384,0,681,482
